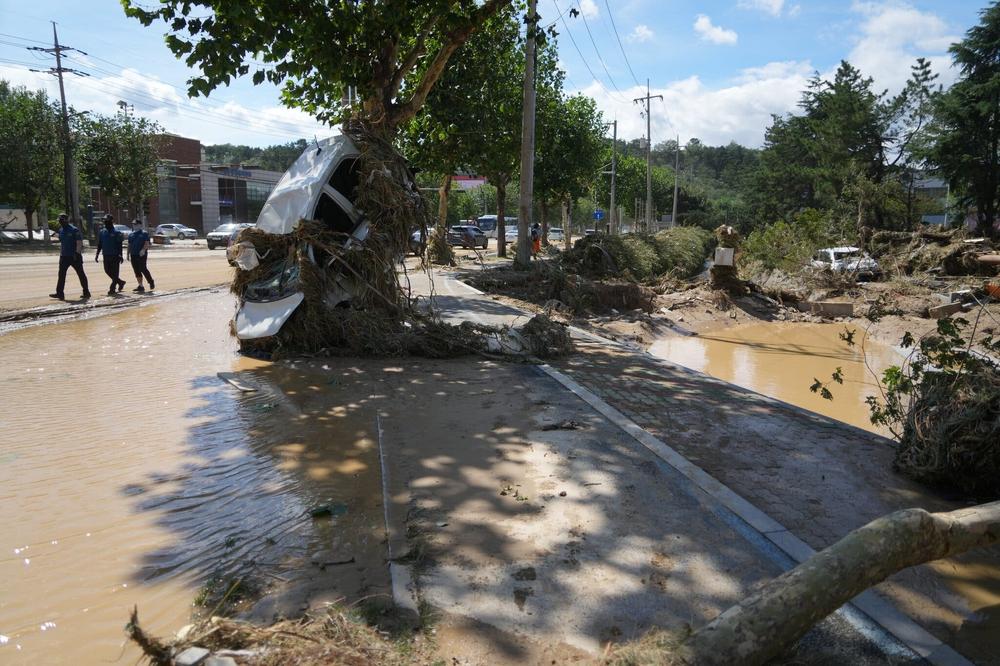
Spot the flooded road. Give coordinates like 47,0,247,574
0,290,388,664
650,322,902,434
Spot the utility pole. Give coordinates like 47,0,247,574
633,80,662,233
671,134,680,228
610,120,617,234
29,23,89,233
516,0,538,267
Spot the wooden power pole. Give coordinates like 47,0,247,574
633,80,662,232
516,0,538,267
29,23,89,233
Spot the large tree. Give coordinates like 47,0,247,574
402,5,527,263
122,0,512,139
534,93,605,247
925,2,1000,236
76,112,163,225
752,60,939,234
0,81,63,240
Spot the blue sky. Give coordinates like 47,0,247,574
0,1,986,147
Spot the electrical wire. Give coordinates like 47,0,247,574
603,0,642,87
574,0,629,97
551,0,630,104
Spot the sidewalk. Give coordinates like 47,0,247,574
549,336,1000,666
376,354,916,664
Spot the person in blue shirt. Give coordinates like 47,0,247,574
49,213,90,301
127,220,155,293
94,214,126,296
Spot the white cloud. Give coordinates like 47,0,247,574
694,15,738,45
579,0,599,19
848,1,959,93
0,63,327,147
629,24,654,43
572,60,813,147
738,0,784,17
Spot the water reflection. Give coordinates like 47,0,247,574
650,322,902,434
0,291,387,664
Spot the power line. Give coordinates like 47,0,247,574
551,0,630,104
603,0,642,88
574,0,628,97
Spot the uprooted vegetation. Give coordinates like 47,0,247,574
467,227,714,317
867,315,1000,499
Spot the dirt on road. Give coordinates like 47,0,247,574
0,248,233,313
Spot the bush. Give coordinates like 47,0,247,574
561,226,714,282
743,209,835,271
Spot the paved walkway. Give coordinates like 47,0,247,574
552,337,1000,666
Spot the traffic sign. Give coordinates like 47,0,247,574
593,209,604,220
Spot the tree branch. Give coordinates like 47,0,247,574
675,501,1000,665
388,0,513,127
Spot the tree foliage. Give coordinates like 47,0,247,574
924,3,1000,236
122,0,512,135
204,139,308,172
0,81,63,238
76,112,163,219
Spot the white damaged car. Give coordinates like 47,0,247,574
232,133,367,341
810,246,882,281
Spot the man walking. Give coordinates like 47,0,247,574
127,219,155,292
95,214,126,295
49,213,91,301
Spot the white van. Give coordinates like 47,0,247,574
233,132,366,341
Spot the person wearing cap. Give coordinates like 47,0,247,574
127,220,155,292
95,214,126,295
49,213,90,301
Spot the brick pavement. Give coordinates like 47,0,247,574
554,338,1000,666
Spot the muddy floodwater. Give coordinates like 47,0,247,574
650,322,901,435
0,291,387,664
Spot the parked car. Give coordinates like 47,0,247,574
447,225,488,249
504,226,519,244
207,223,252,250
154,223,198,239
548,227,565,243
584,229,597,236
810,246,881,280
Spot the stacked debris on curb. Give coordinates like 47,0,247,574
709,224,746,294
870,228,999,277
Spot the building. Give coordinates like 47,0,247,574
913,177,949,226
89,133,284,234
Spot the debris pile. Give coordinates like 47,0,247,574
894,362,1000,498
561,227,714,282
870,228,998,277
126,606,424,666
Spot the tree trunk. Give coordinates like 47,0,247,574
540,202,548,246
497,181,508,259
41,200,50,242
675,501,1000,666
428,173,456,265
25,205,35,242
563,197,572,251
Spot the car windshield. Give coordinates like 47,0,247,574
834,251,861,260
244,258,301,303
477,218,496,232
215,224,238,233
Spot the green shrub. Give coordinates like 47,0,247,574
652,226,715,278
743,209,835,271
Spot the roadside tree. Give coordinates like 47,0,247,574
0,81,63,240
75,112,163,225
535,93,605,248
925,3,1000,237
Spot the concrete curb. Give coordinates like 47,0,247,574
536,362,972,666
375,414,420,617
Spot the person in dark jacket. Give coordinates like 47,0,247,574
49,213,90,300
127,220,155,292
95,215,126,295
